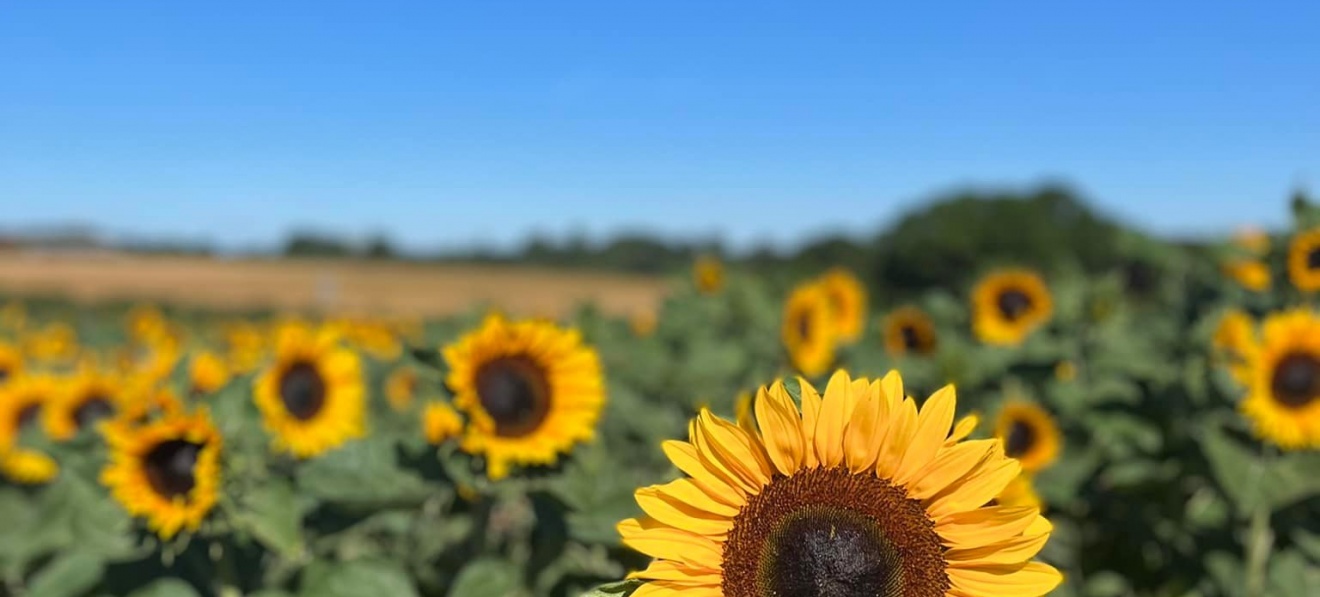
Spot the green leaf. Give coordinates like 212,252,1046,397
448,558,526,597
1202,424,1320,513
579,579,643,597
125,578,203,597
26,552,104,597
407,346,445,372
297,438,432,507
236,478,305,556
298,560,418,597
1268,549,1316,597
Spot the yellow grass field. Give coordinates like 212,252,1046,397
0,251,668,317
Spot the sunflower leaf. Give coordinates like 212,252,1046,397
298,559,419,597
124,578,203,597
449,558,526,597
25,551,104,597
406,346,445,373
579,579,643,596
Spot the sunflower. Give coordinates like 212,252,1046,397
818,267,868,343
1287,227,1320,292
46,368,127,441
994,401,1061,473
1241,309,1320,449
386,365,419,412
189,350,231,396
972,269,1054,346
443,314,605,480
331,317,403,361
423,402,464,445
883,306,938,357
619,371,1061,597
222,320,268,374
119,330,183,385
0,375,60,484
0,342,23,386
693,256,725,295
1233,226,1270,255
126,304,170,342
253,324,365,458
24,322,79,363
0,301,26,332
101,409,222,539
1222,259,1271,292
631,309,658,337
782,282,837,377
1213,309,1257,384
993,474,1043,510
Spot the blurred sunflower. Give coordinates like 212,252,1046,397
126,304,170,342
222,320,268,374
1212,309,1257,384
1233,226,1270,255
385,365,419,412
619,371,1060,597
972,269,1054,346
882,306,938,356
443,314,605,480
1241,309,1320,449
993,474,1043,510
994,402,1061,473
693,255,724,295
332,317,402,361
781,282,837,377
0,301,26,332
630,309,658,337
101,409,222,539
0,342,23,385
24,322,79,363
105,386,185,436
46,368,125,441
1222,259,1271,292
1287,227,1320,292
189,350,231,396
818,267,868,343
422,402,463,445
1054,361,1077,383
118,330,183,385
0,375,60,484
254,324,365,458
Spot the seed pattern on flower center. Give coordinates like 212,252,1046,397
475,356,551,437
997,290,1033,321
279,361,327,420
143,439,203,498
1308,247,1320,270
722,467,948,597
1270,352,1320,408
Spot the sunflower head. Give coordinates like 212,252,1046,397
222,320,268,374
620,370,1061,597
1242,309,1320,449
1287,227,1320,292
46,368,128,441
443,314,605,480
24,322,79,363
254,325,365,458
1222,259,1271,292
972,269,1054,346
693,256,725,295
189,350,231,396
883,306,938,357
994,401,1061,473
0,375,60,484
385,365,419,412
630,310,658,337
1213,309,1257,384
782,282,838,377
101,409,222,539
0,449,59,484
423,402,464,445
818,267,868,343
0,342,23,386
1233,226,1271,255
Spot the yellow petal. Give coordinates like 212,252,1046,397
909,439,998,500
635,487,734,538
893,384,957,486
661,441,744,506
756,384,805,476
843,392,884,473
798,377,823,468
695,411,772,489
935,506,1041,548
947,413,980,445
616,518,723,567
628,560,722,584
947,561,1063,596
946,530,1051,567
632,581,722,597
926,455,1022,520
874,396,918,479
814,370,855,467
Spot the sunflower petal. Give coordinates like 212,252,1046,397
934,506,1041,548
814,370,854,467
874,396,918,479
617,518,723,567
628,560,722,584
947,413,980,445
908,439,999,500
756,384,805,476
947,561,1063,596
893,384,957,486
926,455,1022,520
946,529,1052,567
635,487,734,538
661,441,744,505
798,377,823,468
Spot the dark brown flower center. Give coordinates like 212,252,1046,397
16,404,40,429
996,289,1033,321
0,368,9,383
1004,419,1037,458
143,439,203,498
900,325,921,351
279,361,327,420
474,356,551,437
74,395,116,430
796,310,813,341
1270,353,1320,408
722,467,948,597
1308,247,1320,270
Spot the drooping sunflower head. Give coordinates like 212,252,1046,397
782,282,838,377
620,371,1061,597
385,365,419,412
972,269,1054,346
1242,309,1320,449
46,368,126,441
1287,227,1320,292
883,306,938,357
253,325,365,458
994,401,1061,473
0,342,23,386
443,314,605,480
0,374,60,484
818,267,868,343
693,255,725,295
101,409,222,539
1222,259,1271,292
189,350,231,396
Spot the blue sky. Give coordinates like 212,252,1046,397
1,1,1317,253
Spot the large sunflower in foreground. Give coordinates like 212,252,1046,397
994,402,1061,473
45,368,126,441
1287,227,1320,292
101,409,222,539
443,314,605,480
0,375,60,484
782,282,837,377
818,267,868,343
1241,309,1320,449
972,270,1054,346
883,306,938,357
254,325,365,458
619,371,1061,597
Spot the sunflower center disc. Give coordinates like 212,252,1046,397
75,396,116,429
144,439,203,498
1270,353,1320,408
796,311,813,341
475,356,551,437
996,289,1033,321
722,467,948,597
1308,247,1320,270
1004,419,1037,458
0,368,9,383
279,361,327,421
900,325,922,351
16,404,39,429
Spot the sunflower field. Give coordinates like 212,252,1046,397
2,202,1320,597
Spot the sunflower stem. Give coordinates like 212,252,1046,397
1243,445,1275,597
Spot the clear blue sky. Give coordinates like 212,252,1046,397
1,1,1316,253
